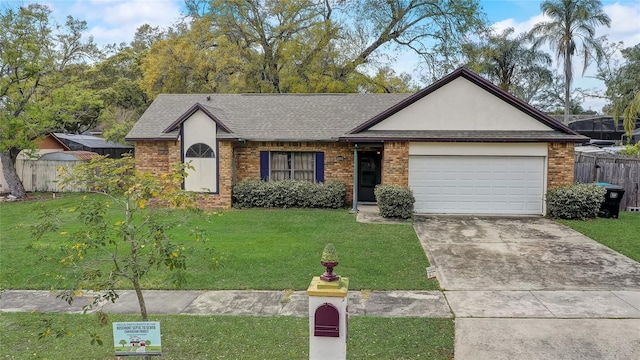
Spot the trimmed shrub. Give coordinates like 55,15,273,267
232,180,346,209
546,183,606,220
374,184,415,219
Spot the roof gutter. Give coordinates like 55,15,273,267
339,136,589,143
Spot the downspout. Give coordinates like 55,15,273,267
351,144,358,213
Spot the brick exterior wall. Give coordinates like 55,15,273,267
381,142,409,187
235,141,354,203
135,139,575,210
135,140,356,209
134,141,181,175
547,142,575,188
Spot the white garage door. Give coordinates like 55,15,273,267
409,156,545,214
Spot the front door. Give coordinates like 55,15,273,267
358,151,382,202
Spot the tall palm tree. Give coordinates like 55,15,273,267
467,28,553,102
530,0,610,121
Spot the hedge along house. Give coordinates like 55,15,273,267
126,68,587,215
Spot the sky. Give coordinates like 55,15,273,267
9,0,640,112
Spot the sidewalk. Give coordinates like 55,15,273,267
3,289,639,318
0,289,452,318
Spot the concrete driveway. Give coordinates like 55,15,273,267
414,216,640,291
414,216,640,360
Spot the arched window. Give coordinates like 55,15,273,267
185,143,215,158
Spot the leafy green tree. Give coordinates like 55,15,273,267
0,4,99,198
603,44,640,140
145,0,485,95
119,339,127,347
88,47,151,143
140,19,243,96
33,156,220,320
44,82,104,134
359,67,419,94
463,28,553,103
86,24,163,143
530,0,611,121
341,0,485,82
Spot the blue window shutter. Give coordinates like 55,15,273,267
260,151,269,181
315,152,324,183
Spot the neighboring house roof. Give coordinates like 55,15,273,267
53,133,133,149
126,68,586,143
36,134,71,151
550,114,605,125
38,151,98,161
567,117,625,131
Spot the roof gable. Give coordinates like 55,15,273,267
164,103,233,135
349,67,578,135
39,134,71,151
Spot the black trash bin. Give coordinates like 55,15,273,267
597,182,625,218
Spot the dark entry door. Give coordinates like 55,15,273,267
358,151,382,202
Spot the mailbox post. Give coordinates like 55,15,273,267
307,276,348,360
308,243,348,360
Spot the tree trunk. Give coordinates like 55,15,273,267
564,48,572,123
132,278,152,360
0,149,27,198
132,277,148,321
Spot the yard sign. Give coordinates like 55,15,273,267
113,322,162,357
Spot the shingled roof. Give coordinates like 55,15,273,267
126,93,411,141
126,68,586,143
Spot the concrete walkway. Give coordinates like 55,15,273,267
0,289,452,318
3,288,639,319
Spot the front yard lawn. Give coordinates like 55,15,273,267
0,193,437,291
557,212,640,262
0,312,454,359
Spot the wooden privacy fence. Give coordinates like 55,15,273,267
574,153,640,210
16,159,86,192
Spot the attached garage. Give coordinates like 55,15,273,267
409,155,545,214
408,143,548,215
344,69,586,215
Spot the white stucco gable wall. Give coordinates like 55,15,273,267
183,110,218,193
370,77,553,131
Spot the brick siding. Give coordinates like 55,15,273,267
136,140,575,210
135,140,356,209
134,141,181,175
235,142,354,203
547,142,575,188
381,142,409,187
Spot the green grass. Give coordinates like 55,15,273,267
557,212,640,262
0,193,437,291
0,312,454,359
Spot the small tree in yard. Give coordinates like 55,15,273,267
33,155,219,321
